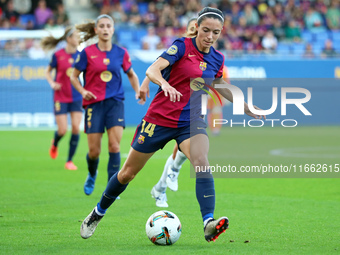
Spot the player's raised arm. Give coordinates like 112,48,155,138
146,57,182,102
212,77,266,120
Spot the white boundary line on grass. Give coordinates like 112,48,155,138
270,146,340,158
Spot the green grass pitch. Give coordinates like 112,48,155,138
0,126,339,254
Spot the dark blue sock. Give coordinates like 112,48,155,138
86,153,99,177
67,134,79,162
96,203,107,215
99,172,128,210
196,170,215,222
53,131,63,147
107,152,121,182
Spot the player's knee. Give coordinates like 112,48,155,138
57,128,67,136
108,143,120,153
71,125,80,134
191,154,209,169
118,169,135,184
88,147,101,158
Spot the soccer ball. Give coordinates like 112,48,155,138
145,210,182,245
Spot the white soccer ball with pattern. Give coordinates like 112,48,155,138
145,210,182,245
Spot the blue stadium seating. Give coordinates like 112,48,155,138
138,2,149,15
313,31,329,43
276,44,291,55
331,31,340,42
133,29,148,42
312,43,324,55
19,14,36,26
117,30,134,43
301,30,313,42
291,43,305,54
127,42,141,50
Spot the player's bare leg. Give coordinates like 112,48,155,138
180,135,229,242
81,148,155,238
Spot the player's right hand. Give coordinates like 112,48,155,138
161,82,182,102
82,90,97,101
52,82,62,91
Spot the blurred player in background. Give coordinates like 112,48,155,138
207,65,229,135
148,18,229,208
70,15,141,196
80,7,264,242
42,27,82,171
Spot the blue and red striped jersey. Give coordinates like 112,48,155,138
74,43,132,107
144,37,224,128
49,48,82,103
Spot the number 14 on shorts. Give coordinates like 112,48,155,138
141,119,156,137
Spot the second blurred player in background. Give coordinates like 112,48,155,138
42,27,82,171
71,14,142,196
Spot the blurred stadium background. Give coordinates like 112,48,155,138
0,0,339,128
1,2,339,254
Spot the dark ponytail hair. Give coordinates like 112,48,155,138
197,7,224,26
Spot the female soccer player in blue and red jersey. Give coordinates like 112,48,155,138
80,8,265,242
149,18,230,208
70,15,142,196
42,27,82,170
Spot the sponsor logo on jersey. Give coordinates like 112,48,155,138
68,58,74,64
188,53,196,57
66,67,74,77
100,71,112,82
137,135,145,144
199,61,207,71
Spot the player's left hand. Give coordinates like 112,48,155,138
137,91,146,105
245,105,266,119
138,82,149,105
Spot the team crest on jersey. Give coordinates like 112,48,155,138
199,61,207,71
87,121,92,128
68,58,74,64
166,45,178,55
103,58,110,65
137,135,145,144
